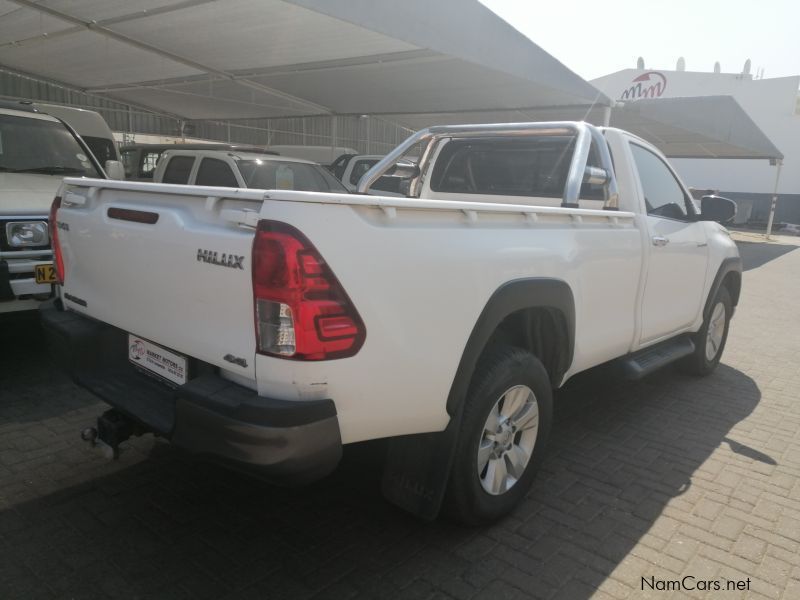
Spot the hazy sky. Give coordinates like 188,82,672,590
480,0,800,81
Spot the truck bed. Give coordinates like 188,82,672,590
56,177,642,443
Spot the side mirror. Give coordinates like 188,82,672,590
105,160,125,180
700,195,736,224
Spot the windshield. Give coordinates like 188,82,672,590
0,114,101,177
236,159,347,193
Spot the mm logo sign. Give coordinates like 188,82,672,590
619,71,667,100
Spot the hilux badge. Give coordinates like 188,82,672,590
197,248,244,269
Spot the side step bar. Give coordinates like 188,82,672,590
617,336,695,380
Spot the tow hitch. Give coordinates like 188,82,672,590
81,409,147,459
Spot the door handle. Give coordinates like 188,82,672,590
652,236,669,247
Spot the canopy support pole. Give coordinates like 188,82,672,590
331,115,337,159
602,106,612,127
765,160,783,240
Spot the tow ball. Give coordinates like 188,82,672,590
81,409,142,460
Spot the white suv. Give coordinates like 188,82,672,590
153,149,348,193
0,101,107,314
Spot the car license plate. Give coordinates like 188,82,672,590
128,334,188,386
34,263,57,284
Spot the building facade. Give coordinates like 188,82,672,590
592,68,800,226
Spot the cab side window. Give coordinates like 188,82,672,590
630,143,690,220
195,158,238,187
161,156,195,184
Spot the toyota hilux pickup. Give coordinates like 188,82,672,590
42,122,741,523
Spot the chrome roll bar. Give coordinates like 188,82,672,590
356,121,619,209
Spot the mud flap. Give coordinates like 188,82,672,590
381,405,463,520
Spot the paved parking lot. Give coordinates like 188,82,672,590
2,235,799,600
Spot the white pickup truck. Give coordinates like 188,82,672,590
42,122,741,523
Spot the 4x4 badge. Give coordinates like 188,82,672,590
197,249,244,269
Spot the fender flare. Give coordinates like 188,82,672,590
703,256,742,320
445,277,575,416
381,277,575,520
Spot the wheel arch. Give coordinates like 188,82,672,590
381,278,574,520
445,278,575,416
704,256,742,320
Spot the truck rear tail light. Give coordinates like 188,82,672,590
49,196,65,284
252,220,365,360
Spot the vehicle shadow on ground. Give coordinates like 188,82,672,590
735,239,798,271
0,314,100,424
0,360,762,599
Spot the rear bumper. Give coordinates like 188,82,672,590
40,300,342,484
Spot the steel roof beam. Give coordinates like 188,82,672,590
5,0,333,115
0,0,220,49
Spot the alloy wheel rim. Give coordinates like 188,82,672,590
477,385,539,496
705,301,726,361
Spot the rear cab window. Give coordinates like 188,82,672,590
161,155,195,184
425,136,606,205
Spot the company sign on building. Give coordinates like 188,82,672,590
618,72,668,100
592,68,800,210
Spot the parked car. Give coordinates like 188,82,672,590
120,143,279,181
328,152,357,179
0,100,111,314
42,121,741,523
152,149,348,193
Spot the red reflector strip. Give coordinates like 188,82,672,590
49,195,64,284
108,207,159,224
316,315,359,340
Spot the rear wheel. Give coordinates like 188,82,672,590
681,286,732,376
444,346,552,525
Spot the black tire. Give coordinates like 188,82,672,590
680,286,732,376
444,346,553,525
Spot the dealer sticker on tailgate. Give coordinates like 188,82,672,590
128,334,188,386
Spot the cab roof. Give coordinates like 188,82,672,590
161,149,317,164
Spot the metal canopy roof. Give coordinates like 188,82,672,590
381,95,784,160
609,96,783,160
0,0,610,120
